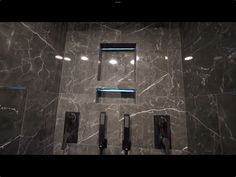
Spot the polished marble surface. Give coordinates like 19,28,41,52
1,22,235,155
181,22,236,154
99,50,136,82
0,87,27,154
54,22,187,155
0,22,67,154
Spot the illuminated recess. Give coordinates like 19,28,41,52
96,88,136,104
98,43,136,82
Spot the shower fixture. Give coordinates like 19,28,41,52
98,112,107,155
122,114,131,155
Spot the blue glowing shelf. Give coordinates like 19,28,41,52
96,88,136,103
0,86,26,90
96,88,135,93
100,43,136,52
100,48,136,51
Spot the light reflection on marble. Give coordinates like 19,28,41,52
54,22,188,155
3,22,235,155
100,51,135,82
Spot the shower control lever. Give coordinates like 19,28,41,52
98,112,107,155
122,114,131,155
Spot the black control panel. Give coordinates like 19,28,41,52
62,112,80,150
154,115,171,150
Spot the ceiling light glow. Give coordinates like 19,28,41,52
184,56,193,61
55,55,63,60
64,57,71,61
109,59,118,65
81,56,88,61
130,60,135,65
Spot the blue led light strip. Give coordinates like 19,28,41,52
0,86,26,90
101,48,136,51
96,88,135,93
8,86,26,90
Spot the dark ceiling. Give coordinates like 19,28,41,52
0,0,236,21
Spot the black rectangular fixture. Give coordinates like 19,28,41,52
122,114,131,155
98,112,107,155
62,112,80,150
154,115,171,150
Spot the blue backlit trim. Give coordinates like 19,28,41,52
96,88,135,93
101,48,136,51
6,86,26,90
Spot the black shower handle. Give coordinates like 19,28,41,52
98,112,107,154
122,114,131,155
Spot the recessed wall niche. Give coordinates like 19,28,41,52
97,43,136,82
96,88,136,104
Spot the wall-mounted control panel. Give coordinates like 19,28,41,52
154,115,171,150
62,112,80,150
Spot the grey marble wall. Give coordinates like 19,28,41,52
0,22,67,154
54,22,188,155
181,22,236,154
0,87,27,154
3,22,235,155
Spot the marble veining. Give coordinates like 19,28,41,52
54,22,188,155
0,22,67,154
181,22,236,154
0,104,19,114
20,22,56,51
0,87,27,154
1,22,235,155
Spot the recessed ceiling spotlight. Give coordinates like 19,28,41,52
81,56,89,61
164,56,168,60
64,57,71,61
184,56,193,61
109,59,118,65
55,55,63,60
